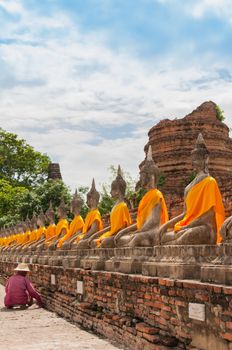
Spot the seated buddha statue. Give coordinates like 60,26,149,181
14,217,32,251
21,213,40,251
114,146,168,247
57,191,84,248
89,166,132,248
74,179,103,249
46,198,69,250
26,210,47,251
4,223,23,252
0,227,12,251
159,133,225,245
36,202,56,250
35,210,47,241
220,214,232,243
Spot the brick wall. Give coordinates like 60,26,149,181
0,261,232,350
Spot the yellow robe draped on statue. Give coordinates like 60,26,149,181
14,234,21,245
17,233,24,245
174,176,225,243
96,202,132,247
57,215,84,248
2,236,9,246
55,219,69,238
27,230,37,243
45,224,56,240
76,209,103,242
36,226,46,240
21,230,31,245
45,219,68,246
14,234,20,245
136,189,168,230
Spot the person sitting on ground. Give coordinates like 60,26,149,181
4,263,43,309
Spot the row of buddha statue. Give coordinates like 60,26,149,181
1,133,232,253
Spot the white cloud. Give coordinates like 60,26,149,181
0,1,232,191
185,0,232,23
0,0,24,15
153,0,232,24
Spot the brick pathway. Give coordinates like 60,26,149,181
0,284,122,350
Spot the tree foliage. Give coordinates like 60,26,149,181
98,185,115,215
0,179,72,228
0,179,27,227
0,128,50,187
215,105,225,122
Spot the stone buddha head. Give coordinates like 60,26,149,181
4,227,10,237
71,190,83,216
87,179,100,210
140,145,159,190
12,225,18,235
25,216,31,231
45,202,55,224
57,197,68,220
191,133,209,174
110,165,126,200
16,222,25,234
31,212,38,230
37,209,46,227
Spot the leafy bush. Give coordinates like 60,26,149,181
216,105,225,122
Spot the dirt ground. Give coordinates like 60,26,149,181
0,284,122,350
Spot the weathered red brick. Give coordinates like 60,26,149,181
222,332,232,341
135,323,158,335
175,300,187,307
226,322,232,330
213,286,222,294
223,287,232,295
142,333,159,343
195,292,209,302
144,294,152,300
158,278,167,286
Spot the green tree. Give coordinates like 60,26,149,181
34,179,71,213
98,185,114,215
0,128,50,187
216,105,225,122
0,179,72,228
76,186,89,217
0,179,27,227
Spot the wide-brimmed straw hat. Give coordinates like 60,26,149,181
14,263,30,272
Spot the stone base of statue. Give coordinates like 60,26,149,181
1,243,232,285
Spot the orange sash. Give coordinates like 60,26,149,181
137,189,168,229
76,209,103,242
174,176,225,243
36,226,46,240
56,219,69,237
96,202,132,247
57,215,84,248
45,224,56,240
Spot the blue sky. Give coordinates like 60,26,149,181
0,0,232,190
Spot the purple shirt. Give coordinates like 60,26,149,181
4,274,43,307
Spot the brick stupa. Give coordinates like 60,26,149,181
144,101,232,217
